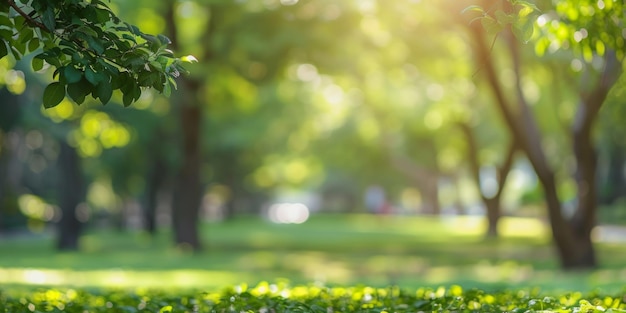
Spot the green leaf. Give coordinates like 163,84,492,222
96,82,112,104
0,14,12,29
0,41,7,59
461,5,484,14
64,66,83,84
31,57,43,71
512,19,534,43
512,0,540,12
67,79,92,104
10,45,22,60
111,73,130,89
495,10,514,25
133,85,141,101
481,16,504,36
42,7,56,31
86,36,105,54
28,38,40,52
11,40,26,57
19,28,33,43
85,66,99,85
76,25,99,38
163,80,172,97
122,89,134,107
518,6,534,18
181,55,198,63
94,8,111,24
122,34,136,43
43,82,66,109
0,29,13,41
157,34,171,45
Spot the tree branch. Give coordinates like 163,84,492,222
7,0,49,32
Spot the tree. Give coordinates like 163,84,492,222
1,0,191,108
463,0,624,269
1,0,192,250
459,122,518,237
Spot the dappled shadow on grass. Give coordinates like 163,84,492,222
0,214,625,292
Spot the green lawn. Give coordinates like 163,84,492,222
1,214,625,292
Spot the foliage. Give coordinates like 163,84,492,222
0,0,194,108
534,0,625,61
1,283,626,313
462,0,540,42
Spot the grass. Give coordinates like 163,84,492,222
1,214,626,292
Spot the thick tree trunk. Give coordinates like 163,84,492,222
567,51,621,268
56,142,85,251
165,0,214,251
171,79,203,251
466,15,619,268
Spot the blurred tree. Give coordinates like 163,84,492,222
0,88,24,232
459,122,518,237
464,0,624,269
56,141,85,250
1,0,191,250
597,81,626,205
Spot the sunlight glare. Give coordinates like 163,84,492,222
424,110,442,130
295,63,319,82
268,203,310,224
322,84,344,105
479,166,499,198
426,83,444,101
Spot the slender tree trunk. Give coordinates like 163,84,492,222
459,122,516,238
601,145,626,204
144,156,165,235
483,198,499,237
56,142,85,251
389,154,441,215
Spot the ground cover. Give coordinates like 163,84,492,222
1,283,626,312
1,214,625,292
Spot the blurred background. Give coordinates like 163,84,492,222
1,0,626,292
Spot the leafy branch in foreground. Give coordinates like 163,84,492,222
1,0,197,108
462,0,540,43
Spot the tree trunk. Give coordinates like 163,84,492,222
56,142,85,251
459,122,516,238
600,145,626,204
164,0,214,251
466,14,617,268
171,79,203,251
484,197,500,237
567,50,621,268
144,155,165,235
